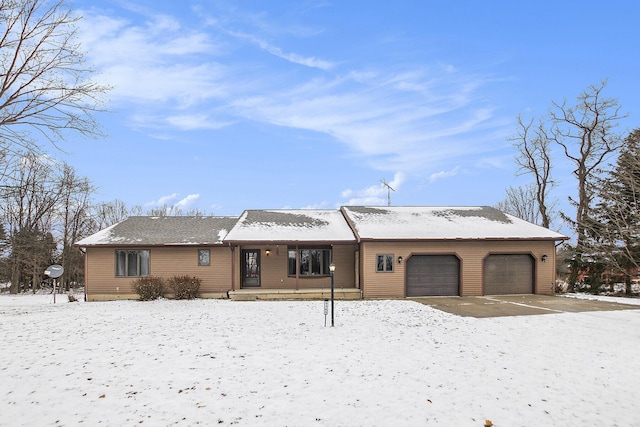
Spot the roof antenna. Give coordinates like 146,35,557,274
380,179,395,206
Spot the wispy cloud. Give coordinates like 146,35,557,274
78,5,508,178
174,194,200,209
429,166,461,183
232,68,502,173
226,30,334,70
341,172,405,205
144,193,180,207
144,193,200,211
77,10,229,121
165,114,235,131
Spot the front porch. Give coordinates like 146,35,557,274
228,287,362,301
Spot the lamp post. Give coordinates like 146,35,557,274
329,262,336,327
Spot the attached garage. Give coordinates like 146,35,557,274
483,254,534,295
406,255,460,296
340,206,568,299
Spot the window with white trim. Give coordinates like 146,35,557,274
198,249,210,266
376,254,394,272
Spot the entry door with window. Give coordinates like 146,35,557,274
242,250,260,287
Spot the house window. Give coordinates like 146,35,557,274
115,250,150,277
376,254,394,272
198,249,210,266
288,248,332,276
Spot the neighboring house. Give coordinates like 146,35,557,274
75,206,568,301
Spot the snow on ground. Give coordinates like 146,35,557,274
564,292,640,305
1,294,639,426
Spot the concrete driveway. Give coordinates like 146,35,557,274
410,294,640,318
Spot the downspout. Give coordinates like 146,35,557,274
230,244,236,292
81,247,87,302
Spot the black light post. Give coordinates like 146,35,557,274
329,262,336,327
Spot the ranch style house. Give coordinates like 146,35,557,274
75,206,568,301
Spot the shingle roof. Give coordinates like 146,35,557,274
75,206,568,247
74,216,239,246
341,206,568,240
223,209,357,243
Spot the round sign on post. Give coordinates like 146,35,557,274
44,265,64,303
44,264,64,278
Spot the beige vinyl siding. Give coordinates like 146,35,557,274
85,247,131,295
333,244,357,288
151,247,232,294
235,244,358,290
360,240,557,298
85,246,232,299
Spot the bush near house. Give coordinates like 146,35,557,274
167,275,201,300
133,276,165,301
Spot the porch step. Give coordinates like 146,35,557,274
228,288,362,301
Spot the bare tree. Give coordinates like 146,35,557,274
145,205,208,217
509,116,554,228
0,0,109,174
92,199,129,230
1,154,99,292
495,184,540,224
0,0,109,290
2,153,62,293
549,81,626,288
57,163,93,290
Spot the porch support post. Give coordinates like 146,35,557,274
230,245,236,291
295,244,299,290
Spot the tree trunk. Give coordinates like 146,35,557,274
10,261,20,294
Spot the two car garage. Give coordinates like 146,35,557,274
406,254,535,297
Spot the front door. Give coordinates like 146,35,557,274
242,249,260,287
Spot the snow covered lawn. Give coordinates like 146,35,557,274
1,295,639,426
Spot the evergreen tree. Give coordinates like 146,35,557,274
589,129,640,294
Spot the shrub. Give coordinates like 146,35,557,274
167,275,201,300
133,276,165,301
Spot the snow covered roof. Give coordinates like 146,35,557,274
224,209,357,243
74,216,239,246
341,206,568,241
74,207,568,247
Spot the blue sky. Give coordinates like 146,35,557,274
59,0,640,226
